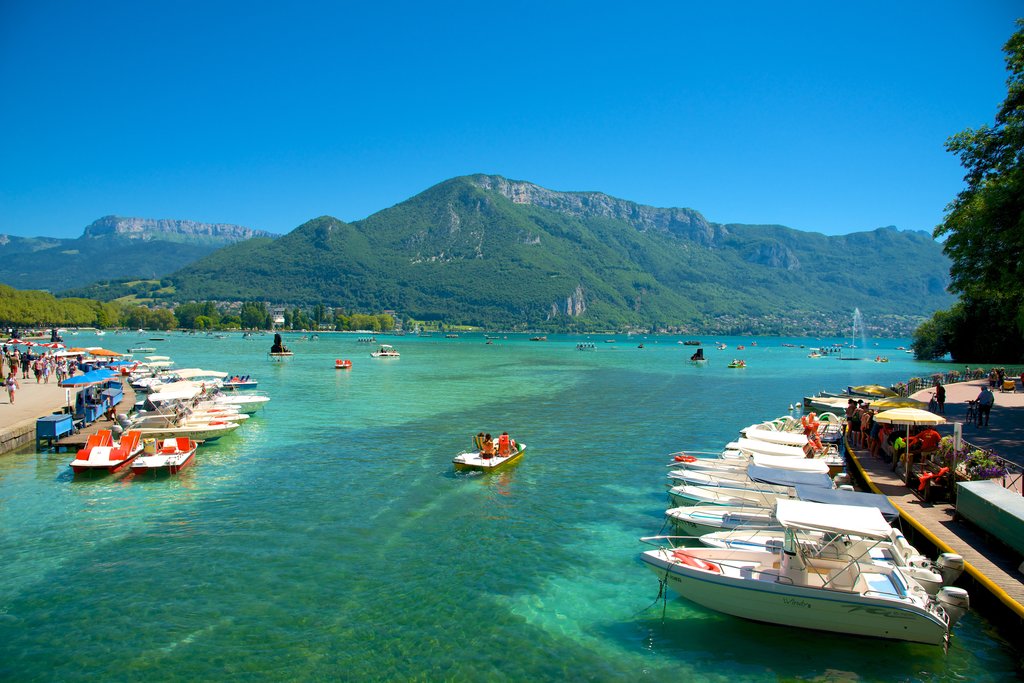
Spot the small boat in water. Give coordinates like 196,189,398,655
453,434,526,472
371,344,400,358
335,359,352,369
222,375,258,390
69,429,144,475
727,359,746,368
131,437,199,476
269,333,293,359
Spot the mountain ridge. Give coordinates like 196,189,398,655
0,216,276,291
161,174,953,332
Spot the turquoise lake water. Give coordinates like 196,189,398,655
0,331,1018,681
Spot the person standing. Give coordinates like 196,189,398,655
5,374,18,404
977,385,995,427
935,382,946,414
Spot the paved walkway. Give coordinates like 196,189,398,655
0,379,78,452
910,379,1024,467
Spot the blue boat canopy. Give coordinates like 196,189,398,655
746,464,832,489
794,485,900,522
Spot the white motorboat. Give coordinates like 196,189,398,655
699,527,965,596
371,344,400,358
735,438,808,458
669,463,835,496
741,427,813,448
209,392,270,414
668,468,792,494
124,419,241,442
642,499,970,645
666,504,778,536
668,484,786,509
750,453,830,475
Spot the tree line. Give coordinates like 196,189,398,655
0,285,395,332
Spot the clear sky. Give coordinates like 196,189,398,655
0,2,1020,238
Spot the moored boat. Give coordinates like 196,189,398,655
222,374,258,390
69,429,144,475
641,500,970,645
666,504,777,536
131,437,199,476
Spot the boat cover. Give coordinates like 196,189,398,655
794,485,899,522
746,464,832,489
147,384,202,403
174,368,229,379
774,499,892,539
736,438,806,458
750,454,829,474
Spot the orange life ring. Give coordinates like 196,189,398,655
671,550,722,573
674,454,698,463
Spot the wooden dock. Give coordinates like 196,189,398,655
51,384,137,453
846,440,1024,645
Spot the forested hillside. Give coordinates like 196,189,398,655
165,175,953,332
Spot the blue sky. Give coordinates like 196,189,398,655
0,2,1020,238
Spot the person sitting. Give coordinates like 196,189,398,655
498,431,511,457
908,427,941,465
481,433,495,459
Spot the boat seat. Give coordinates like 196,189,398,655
828,565,859,591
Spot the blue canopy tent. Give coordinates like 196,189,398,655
59,368,117,387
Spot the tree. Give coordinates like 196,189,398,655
918,20,1024,362
240,301,270,330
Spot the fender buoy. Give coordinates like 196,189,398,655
671,550,722,573
674,454,698,463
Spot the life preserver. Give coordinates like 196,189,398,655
671,550,722,573
674,454,697,463
801,412,820,435
498,433,511,457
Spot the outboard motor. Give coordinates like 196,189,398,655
832,472,852,487
936,586,970,627
936,553,965,585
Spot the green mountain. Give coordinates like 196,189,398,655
165,175,954,333
0,216,275,292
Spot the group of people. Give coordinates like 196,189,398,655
474,431,517,459
1,346,79,386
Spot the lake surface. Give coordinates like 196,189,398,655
0,332,1018,681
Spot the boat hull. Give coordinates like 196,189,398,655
71,455,138,476
642,549,947,645
131,451,197,476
